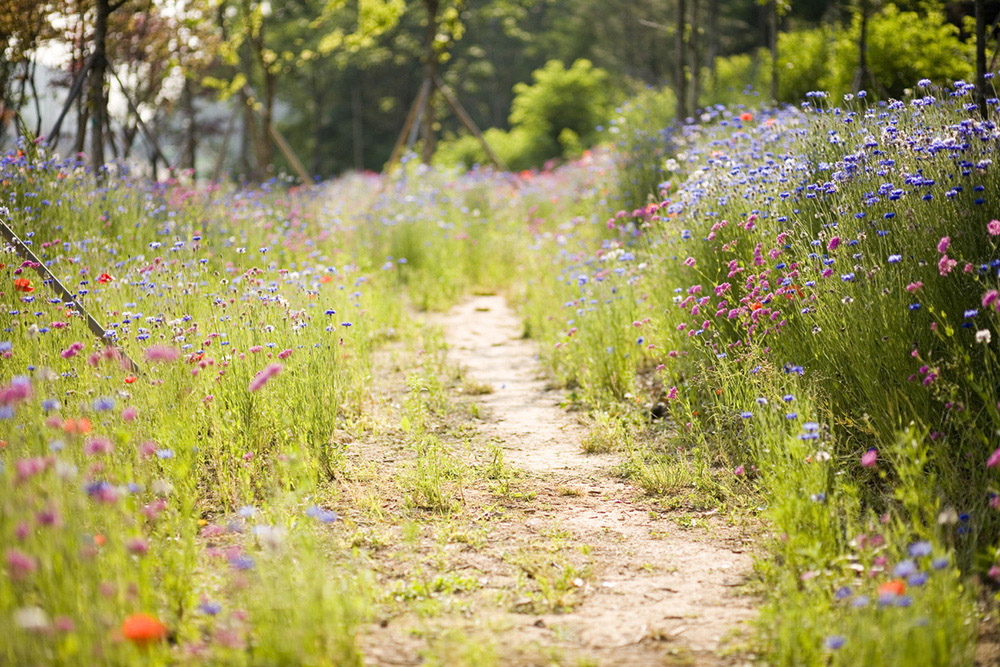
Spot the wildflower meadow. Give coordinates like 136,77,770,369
5,2,1000,665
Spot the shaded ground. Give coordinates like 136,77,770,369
353,295,758,666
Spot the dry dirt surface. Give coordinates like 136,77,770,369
425,294,758,665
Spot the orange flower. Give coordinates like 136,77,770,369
62,417,93,435
740,112,754,122
121,613,167,646
14,277,33,293
319,275,333,284
751,302,763,311
877,579,907,596
97,273,114,284
93,534,106,546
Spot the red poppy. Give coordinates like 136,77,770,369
124,375,138,385
740,112,754,122
877,579,906,596
97,273,114,284
14,278,33,293
121,613,167,646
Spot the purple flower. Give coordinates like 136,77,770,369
861,449,878,468
248,363,282,392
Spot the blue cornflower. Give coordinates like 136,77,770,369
888,254,902,263
825,636,846,650
198,601,222,616
229,555,255,570
93,397,115,411
306,505,340,523
893,560,917,577
908,541,933,558
783,394,795,402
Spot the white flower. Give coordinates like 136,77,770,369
253,525,287,551
14,606,50,632
976,329,992,344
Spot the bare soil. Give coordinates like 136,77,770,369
358,295,758,666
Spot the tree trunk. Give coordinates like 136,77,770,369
310,68,325,177
351,77,364,171
260,69,275,174
239,88,254,180
676,0,687,120
976,0,987,118
853,0,870,93
421,0,440,164
181,77,197,174
691,0,701,111
768,0,778,102
89,0,111,171
708,0,718,84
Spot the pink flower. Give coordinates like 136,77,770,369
144,345,179,363
5,549,37,580
988,447,1000,468
989,219,1000,236
937,236,950,253
683,257,696,267
665,386,678,400
126,538,149,556
122,406,138,422
906,281,923,293
277,349,292,360
248,363,282,392
984,290,999,310
861,449,878,468
61,342,85,359
734,465,745,476
828,236,841,251
84,437,114,456
249,345,263,354
938,255,956,276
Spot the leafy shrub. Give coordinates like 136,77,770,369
822,5,973,97
435,59,612,170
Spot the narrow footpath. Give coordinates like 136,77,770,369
435,295,757,665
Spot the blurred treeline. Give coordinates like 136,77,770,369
0,0,993,179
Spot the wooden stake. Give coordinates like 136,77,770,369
48,54,95,147
211,104,238,184
387,78,432,171
0,218,140,374
112,71,176,179
433,75,506,170
241,84,312,183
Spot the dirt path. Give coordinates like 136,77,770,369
435,295,757,665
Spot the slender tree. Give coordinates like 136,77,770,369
87,0,129,172
767,0,777,102
975,0,987,118
676,0,687,119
